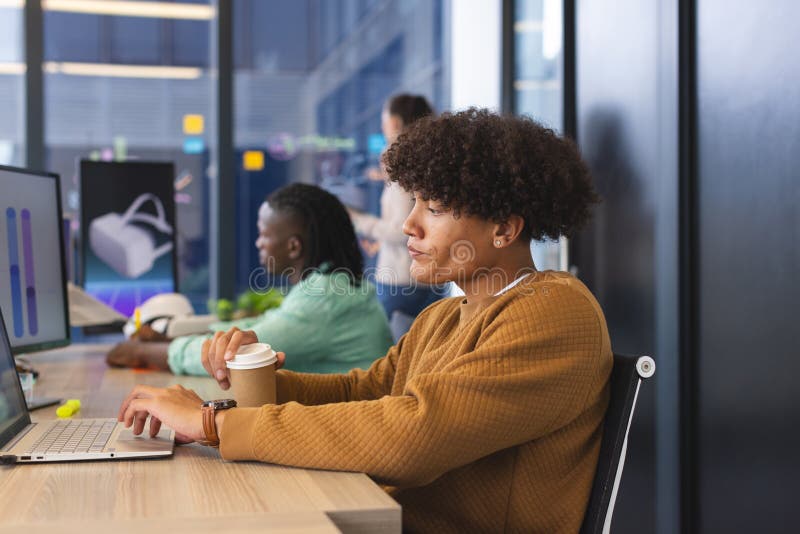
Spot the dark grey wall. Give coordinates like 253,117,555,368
696,1,800,531
574,0,799,532
574,1,680,532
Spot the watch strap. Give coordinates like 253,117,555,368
199,405,220,447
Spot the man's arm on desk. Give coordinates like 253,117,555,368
106,340,171,370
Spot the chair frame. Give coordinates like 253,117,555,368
580,353,655,534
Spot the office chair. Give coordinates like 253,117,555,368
580,353,655,534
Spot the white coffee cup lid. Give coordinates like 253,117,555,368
226,342,277,370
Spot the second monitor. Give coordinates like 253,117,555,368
80,160,177,318
0,165,70,354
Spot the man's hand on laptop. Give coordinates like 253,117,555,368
201,327,286,389
118,384,206,444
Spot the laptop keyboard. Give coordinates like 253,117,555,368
24,419,117,455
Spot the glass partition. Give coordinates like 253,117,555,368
232,0,449,292
43,0,216,309
0,0,25,166
514,0,566,271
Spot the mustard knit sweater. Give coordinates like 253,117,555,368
220,271,612,533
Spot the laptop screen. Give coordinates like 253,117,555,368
0,309,30,448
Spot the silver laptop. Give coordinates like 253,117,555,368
0,310,174,464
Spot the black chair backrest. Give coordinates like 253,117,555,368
579,353,655,534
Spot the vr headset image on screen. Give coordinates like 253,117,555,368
89,193,173,279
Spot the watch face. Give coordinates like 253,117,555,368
202,399,237,410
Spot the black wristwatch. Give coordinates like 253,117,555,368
199,399,237,447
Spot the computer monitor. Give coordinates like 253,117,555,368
0,165,70,354
80,160,177,318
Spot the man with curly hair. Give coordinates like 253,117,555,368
117,109,612,533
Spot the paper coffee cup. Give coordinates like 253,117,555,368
226,343,278,407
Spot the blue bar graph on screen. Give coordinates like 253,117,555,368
5,207,24,337
21,209,38,335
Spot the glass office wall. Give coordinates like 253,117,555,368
0,0,25,166
514,0,562,128
43,0,215,309
232,0,449,292
514,0,566,271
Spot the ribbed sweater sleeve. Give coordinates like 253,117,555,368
220,285,605,488
274,337,402,405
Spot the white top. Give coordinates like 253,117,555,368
448,272,534,299
351,182,414,285
494,273,533,296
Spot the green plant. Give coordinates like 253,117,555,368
208,289,283,321
207,298,234,321
236,289,283,315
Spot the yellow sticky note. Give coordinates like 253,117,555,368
183,114,205,135
243,150,265,171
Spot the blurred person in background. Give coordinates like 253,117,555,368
350,94,443,335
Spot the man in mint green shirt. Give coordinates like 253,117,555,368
167,267,391,374
107,184,393,375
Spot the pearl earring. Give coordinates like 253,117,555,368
495,240,501,246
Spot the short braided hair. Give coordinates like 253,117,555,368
267,183,364,282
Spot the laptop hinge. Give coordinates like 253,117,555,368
1,423,37,452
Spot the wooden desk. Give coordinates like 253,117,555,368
0,345,401,533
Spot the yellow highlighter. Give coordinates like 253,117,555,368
56,399,81,418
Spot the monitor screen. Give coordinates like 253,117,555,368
0,165,70,354
80,160,177,318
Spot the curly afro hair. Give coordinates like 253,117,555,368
382,108,599,241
